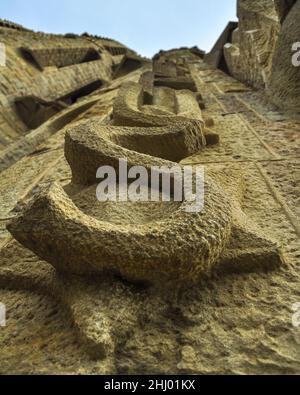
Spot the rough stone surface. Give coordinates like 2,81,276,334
0,10,300,375
267,1,300,112
224,0,281,89
206,0,300,114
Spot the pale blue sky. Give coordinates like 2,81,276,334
1,0,237,57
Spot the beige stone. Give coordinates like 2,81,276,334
0,10,299,374
267,1,300,112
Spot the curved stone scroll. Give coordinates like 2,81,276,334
7,76,230,285
112,81,219,144
6,70,284,360
7,179,233,285
8,121,283,288
20,46,101,70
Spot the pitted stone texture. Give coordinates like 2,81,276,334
6,61,282,288
21,46,101,69
267,0,300,113
0,25,134,152
7,160,282,288
112,81,217,148
204,22,238,70
0,240,140,363
7,178,233,285
113,82,204,129
211,0,299,114
0,35,294,372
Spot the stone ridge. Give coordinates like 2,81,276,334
0,21,144,158
0,18,32,31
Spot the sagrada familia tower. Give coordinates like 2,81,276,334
0,0,299,374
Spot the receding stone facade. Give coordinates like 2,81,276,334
205,0,300,115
